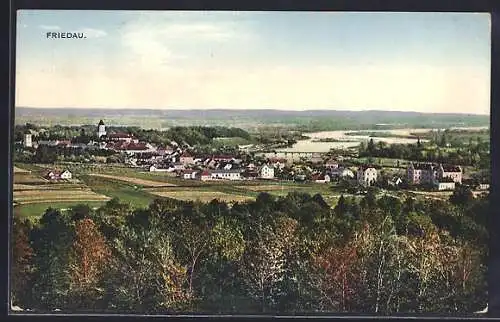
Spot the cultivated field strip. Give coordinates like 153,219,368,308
13,166,31,173
16,197,111,205
87,174,178,187
236,184,303,191
13,183,88,191
13,189,111,205
13,174,48,184
149,190,254,203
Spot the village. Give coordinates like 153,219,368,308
17,120,489,195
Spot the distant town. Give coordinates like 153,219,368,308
15,119,489,193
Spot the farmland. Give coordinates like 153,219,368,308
13,165,111,219
87,173,177,188
13,162,358,218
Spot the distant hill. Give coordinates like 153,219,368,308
14,107,490,131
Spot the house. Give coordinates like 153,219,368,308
435,177,456,191
212,155,234,162
325,158,339,169
269,158,287,170
173,163,185,171
60,170,72,179
437,164,462,184
45,169,72,180
179,152,195,165
312,173,331,183
478,183,490,190
179,152,194,165
149,165,169,172
310,153,323,164
357,165,378,186
243,171,259,180
108,133,135,143
407,162,436,185
182,171,198,180
223,163,233,170
209,169,243,181
331,167,355,179
157,146,174,156
200,170,211,181
23,132,33,148
259,165,275,179
122,142,155,154
294,174,307,182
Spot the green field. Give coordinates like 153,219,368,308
14,201,107,220
80,174,157,209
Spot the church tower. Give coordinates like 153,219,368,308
23,131,32,148
97,120,106,138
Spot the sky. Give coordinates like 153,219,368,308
15,10,491,114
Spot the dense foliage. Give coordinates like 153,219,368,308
359,135,489,169
11,189,488,314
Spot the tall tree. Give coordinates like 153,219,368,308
30,209,75,310
11,217,34,308
68,218,111,310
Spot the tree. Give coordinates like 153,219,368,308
11,217,35,308
312,241,360,311
240,217,298,313
30,209,75,310
105,219,190,313
68,218,111,310
449,185,474,208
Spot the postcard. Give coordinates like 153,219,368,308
11,10,491,315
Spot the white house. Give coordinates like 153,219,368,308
259,165,275,179
45,169,72,180
60,170,72,179
437,164,462,184
313,173,331,183
23,133,33,148
436,181,456,191
173,163,185,171
210,169,243,181
182,171,198,180
357,165,378,186
149,165,169,172
223,163,233,170
478,183,490,190
325,159,339,169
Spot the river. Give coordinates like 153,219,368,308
275,126,489,153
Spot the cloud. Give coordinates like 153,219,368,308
73,28,107,38
118,17,253,69
39,25,60,30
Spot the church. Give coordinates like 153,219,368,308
97,120,106,139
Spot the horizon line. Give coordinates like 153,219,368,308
15,107,491,116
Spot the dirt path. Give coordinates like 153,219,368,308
88,174,178,187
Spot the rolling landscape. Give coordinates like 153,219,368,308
12,10,491,317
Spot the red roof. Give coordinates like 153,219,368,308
201,170,211,176
109,133,133,139
125,143,148,150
